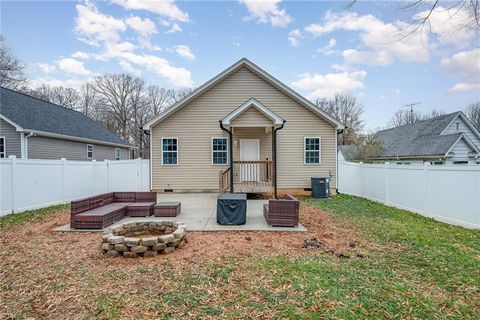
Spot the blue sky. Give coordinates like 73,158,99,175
2,0,479,130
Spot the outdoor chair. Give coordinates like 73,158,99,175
263,193,299,227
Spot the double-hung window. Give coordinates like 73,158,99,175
115,148,120,160
87,144,94,159
162,138,178,165
212,137,228,165
304,137,321,164
0,137,5,158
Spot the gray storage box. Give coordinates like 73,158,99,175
311,177,330,198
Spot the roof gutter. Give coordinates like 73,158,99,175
20,129,134,149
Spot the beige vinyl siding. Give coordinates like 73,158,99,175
28,135,129,161
233,127,272,161
151,66,337,191
230,106,274,127
0,118,22,158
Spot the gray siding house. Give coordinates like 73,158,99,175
0,87,132,161
371,111,480,165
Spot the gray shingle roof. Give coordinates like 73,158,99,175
0,87,132,147
339,145,361,161
373,112,461,158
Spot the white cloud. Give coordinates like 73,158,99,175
125,16,157,48
441,48,480,94
75,2,126,46
160,20,183,33
71,51,91,59
240,0,292,27
174,45,195,61
288,29,302,47
305,11,430,66
413,6,475,47
35,63,56,74
30,77,87,90
317,38,336,55
291,70,367,99
111,0,189,22
119,60,141,76
391,88,401,96
57,58,92,76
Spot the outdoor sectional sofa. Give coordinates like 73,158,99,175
263,193,300,227
70,192,157,229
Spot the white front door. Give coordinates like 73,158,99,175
239,139,260,181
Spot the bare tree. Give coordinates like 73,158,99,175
0,36,27,90
92,73,145,141
356,132,384,161
168,88,194,104
315,92,364,145
146,85,171,117
465,101,480,129
78,82,99,117
29,85,80,110
389,108,445,127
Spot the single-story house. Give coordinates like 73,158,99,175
143,58,345,197
0,86,133,160
371,111,480,165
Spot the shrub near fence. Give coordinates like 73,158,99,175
338,161,480,229
0,157,149,216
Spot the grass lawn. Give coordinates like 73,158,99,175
1,195,478,319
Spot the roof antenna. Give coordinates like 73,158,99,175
402,102,421,124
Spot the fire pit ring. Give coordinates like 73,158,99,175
101,220,187,258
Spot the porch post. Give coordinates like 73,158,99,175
273,121,286,199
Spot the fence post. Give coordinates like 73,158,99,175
9,155,16,213
61,158,66,202
424,162,430,216
385,162,390,205
137,158,142,191
105,159,111,192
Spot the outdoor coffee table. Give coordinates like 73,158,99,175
217,193,247,225
154,202,181,217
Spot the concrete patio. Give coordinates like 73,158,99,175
56,193,307,232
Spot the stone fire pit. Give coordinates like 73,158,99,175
101,220,187,258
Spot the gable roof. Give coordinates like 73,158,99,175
0,87,132,148
372,111,480,159
143,58,344,130
338,145,361,161
221,98,284,126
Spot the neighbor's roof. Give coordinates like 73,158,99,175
338,145,361,161
0,87,132,147
373,112,475,158
143,58,345,130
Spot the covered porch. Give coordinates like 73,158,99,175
219,98,285,195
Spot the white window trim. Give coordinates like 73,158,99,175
211,137,229,165
161,137,179,166
87,144,94,159
115,148,121,160
304,137,321,165
0,136,5,159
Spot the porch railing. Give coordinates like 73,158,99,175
219,160,273,192
233,160,273,186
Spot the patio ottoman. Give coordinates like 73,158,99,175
154,202,181,217
126,202,155,217
217,193,247,225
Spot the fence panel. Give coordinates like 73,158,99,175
0,157,150,216
338,161,480,229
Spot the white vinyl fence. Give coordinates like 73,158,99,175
338,161,480,229
0,157,149,216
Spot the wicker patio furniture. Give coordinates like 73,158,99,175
70,191,157,229
153,202,181,217
263,193,299,227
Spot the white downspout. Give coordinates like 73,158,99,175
24,132,34,159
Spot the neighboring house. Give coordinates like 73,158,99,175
0,86,133,161
143,58,344,196
371,111,480,165
338,145,361,162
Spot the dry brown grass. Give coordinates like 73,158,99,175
0,203,361,319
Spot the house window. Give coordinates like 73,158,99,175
453,161,468,165
87,144,94,159
455,122,460,131
304,137,321,164
162,138,178,165
432,161,444,165
0,137,5,158
115,148,121,160
212,137,228,165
